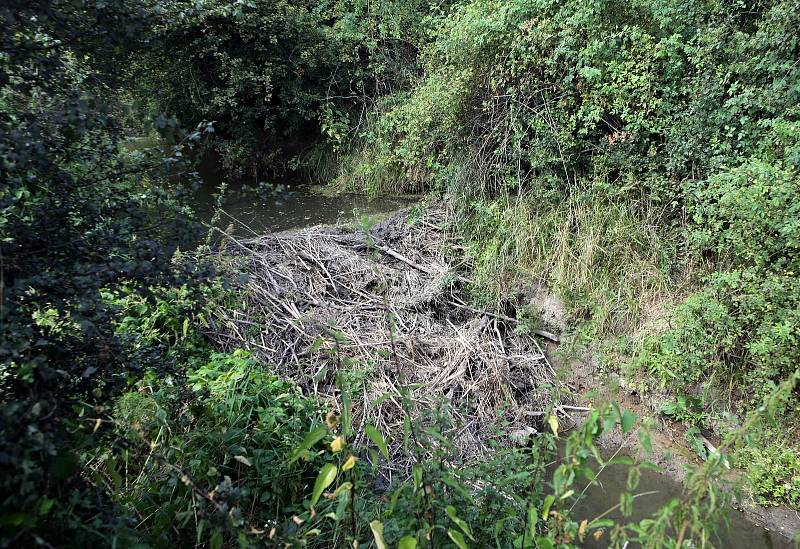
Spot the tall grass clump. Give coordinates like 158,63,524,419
456,190,680,335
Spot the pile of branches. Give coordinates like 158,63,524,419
206,206,570,474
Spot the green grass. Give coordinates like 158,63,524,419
457,191,680,336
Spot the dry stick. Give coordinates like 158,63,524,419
675,520,690,549
589,490,661,523
446,300,560,343
386,302,437,547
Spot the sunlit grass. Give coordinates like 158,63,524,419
457,190,684,336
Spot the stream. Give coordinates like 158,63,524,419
569,454,792,548
188,169,793,548
189,152,414,236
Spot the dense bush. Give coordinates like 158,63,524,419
106,349,324,546
131,0,451,176
0,2,212,544
640,158,800,397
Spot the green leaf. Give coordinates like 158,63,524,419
541,495,555,520
447,528,469,549
210,531,223,549
526,506,538,536
39,498,55,516
638,428,653,453
619,492,634,517
446,506,475,540
289,426,327,464
309,336,325,353
311,463,338,507
365,424,390,461
398,535,417,549
589,518,615,529
370,520,388,549
621,409,636,434
441,476,475,503
412,464,423,492
627,467,641,491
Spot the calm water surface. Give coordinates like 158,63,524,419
188,154,414,235
568,457,793,548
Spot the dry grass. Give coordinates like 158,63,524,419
460,194,682,335
204,206,572,478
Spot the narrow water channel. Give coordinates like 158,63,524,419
568,455,792,548
188,152,414,236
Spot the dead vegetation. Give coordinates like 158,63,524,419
205,205,571,475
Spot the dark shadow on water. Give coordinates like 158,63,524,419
186,149,416,238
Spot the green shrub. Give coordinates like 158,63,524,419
691,159,800,273
107,350,323,546
637,158,800,402
735,438,800,508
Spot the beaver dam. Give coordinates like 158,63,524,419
205,206,573,474
200,203,797,547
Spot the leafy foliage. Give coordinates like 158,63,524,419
4,0,800,545
0,2,211,544
327,0,800,511
131,0,451,175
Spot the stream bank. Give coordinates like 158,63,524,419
547,339,800,546
189,177,798,546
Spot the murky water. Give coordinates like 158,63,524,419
191,183,413,236
188,154,414,236
568,456,793,548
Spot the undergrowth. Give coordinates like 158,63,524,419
455,192,679,336
320,0,800,510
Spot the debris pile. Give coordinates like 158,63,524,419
207,206,568,475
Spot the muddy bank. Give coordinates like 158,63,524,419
550,340,800,544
